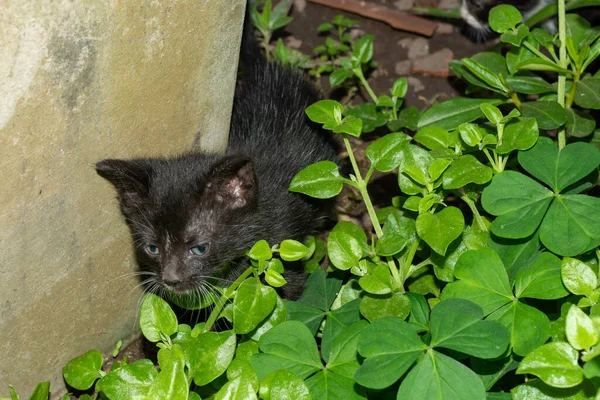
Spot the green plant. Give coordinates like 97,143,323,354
14,1,600,399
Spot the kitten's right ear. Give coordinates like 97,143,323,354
96,159,151,214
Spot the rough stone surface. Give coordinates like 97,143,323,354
394,0,414,10
0,0,245,397
395,60,413,76
438,0,461,9
436,22,456,35
408,76,425,93
398,37,430,60
412,48,455,77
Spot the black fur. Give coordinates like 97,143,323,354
96,22,337,300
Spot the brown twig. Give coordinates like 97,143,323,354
306,0,438,37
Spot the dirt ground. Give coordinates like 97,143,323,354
112,0,495,373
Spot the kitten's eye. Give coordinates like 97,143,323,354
189,244,209,256
145,245,160,255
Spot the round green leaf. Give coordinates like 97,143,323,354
333,115,363,137
514,252,569,300
251,320,322,380
355,317,426,389
279,239,309,261
566,305,599,350
260,370,311,400
481,103,504,125
289,160,343,199
96,359,158,400
353,34,374,63
63,350,104,390
139,293,178,343
328,230,363,270
359,292,411,322
306,370,366,400
28,382,51,400
264,269,287,287
233,277,277,334
414,126,451,150
566,108,596,138
305,100,343,125
429,298,510,359
248,240,272,261
365,132,411,172
147,345,188,400
458,123,486,147
575,78,600,109
442,155,493,189
392,77,408,98
249,296,287,341
359,264,393,295
489,4,523,33
397,350,486,400
416,206,465,256
496,118,539,154
562,257,598,297
521,101,567,130
517,341,583,388
375,212,416,256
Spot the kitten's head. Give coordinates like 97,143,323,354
96,154,258,294
461,0,545,37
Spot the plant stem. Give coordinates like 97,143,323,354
557,0,567,149
483,148,499,172
203,266,254,333
400,238,420,284
354,68,378,103
461,195,488,232
510,92,523,111
523,41,555,64
342,133,401,283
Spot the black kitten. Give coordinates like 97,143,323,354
96,23,337,300
461,0,553,36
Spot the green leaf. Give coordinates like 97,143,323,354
430,298,510,358
521,101,567,130
279,239,309,261
305,99,343,126
390,106,420,131
326,319,368,378
249,296,287,341
517,342,584,388
27,382,50,400
519,137,600,192
488,301,551,356
481,171,554,239
260,370,311,400
442,249,513,315
505,76,555,94
248,240,272,261
462,59,506,92
359,264,393,295
496,118,539,154
566,305,599,350
407,293,430,332
458,123,486,147
299,268,344,312
345,103,385,134
322,299,362,362
251,320,322,380
139,293,177,343
575,77,600,109
414,126,451,150
480,104,502,126
432,227,489,282
317,22,332,32
566,108,596,138
488,232,540,278
289,160,343,199
514,252,568,300
330,68,354,87
306,370,366,400
96,359,158,400
328,230,363,270
376,211,416,256
365,132,411,172
516,57,572,74
359,292,411,322
63,350,104,390
511,378,597,400
353,34,374,63
392,77,408,98
416,207,464,256
333,115,363,137
540,195,600,256
562,257,598,297
501,24,530,46
214,360,258,400
147,345,188,400
418,97,504,130
442,155,493,189
233,277,277,334
355,317,426,389
397,350,486,400
285,300,325,335
489,4,523,33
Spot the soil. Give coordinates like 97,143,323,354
107,0,497,379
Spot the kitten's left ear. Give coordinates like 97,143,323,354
206,155,257,209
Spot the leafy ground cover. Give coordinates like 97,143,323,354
6,0,600,399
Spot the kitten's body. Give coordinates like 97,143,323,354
97,27,336,299
461,0,553,32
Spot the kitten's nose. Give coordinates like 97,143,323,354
162,267,183,286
